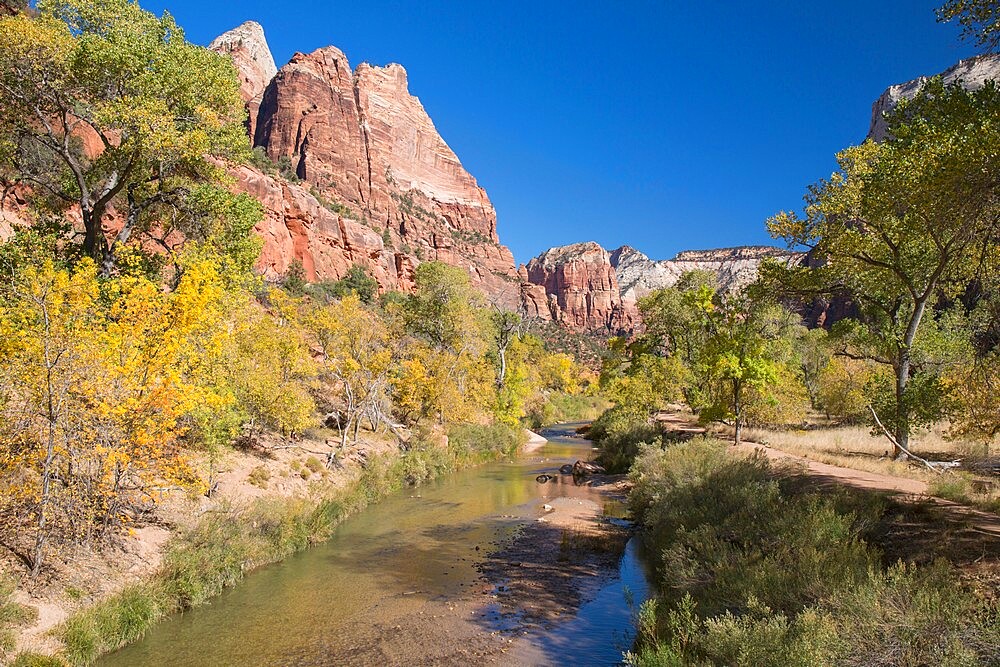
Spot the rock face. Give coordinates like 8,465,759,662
209,21,277,138
610,245,804,301
869,53,1000,141
212,25,519,304
521,242,803,332
231,165,402,288
523,242,637,332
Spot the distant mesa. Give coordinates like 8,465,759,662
610,244,803,302
869,53,1000,141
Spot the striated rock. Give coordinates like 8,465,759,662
610,244,804,301
211,30,522,305
521,241,806,332
869,53,1000,141
209,21,277,138
524,242,637,332
519,265,554,322
232,164,399,287
354,62,498,234
254,46,369,197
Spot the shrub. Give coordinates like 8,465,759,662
626,444,1000,666
822,560,1000,666
929,474,973,504
60,584,170,665
446,423,524,466
591,405,663,472
400,434,453,486
523,392,609,429
247,465,270,488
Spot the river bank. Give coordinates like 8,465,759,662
92,423,648,666
5,424,535,665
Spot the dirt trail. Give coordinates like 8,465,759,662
657,411,1000,541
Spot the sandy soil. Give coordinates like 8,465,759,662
3,427,399,658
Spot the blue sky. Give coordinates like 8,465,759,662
145,0,975,264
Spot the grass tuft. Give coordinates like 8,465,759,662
626,441,1000,666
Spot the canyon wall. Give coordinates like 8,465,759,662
869,52,1000,141
522,242,637,332
211,22,520,307
610,245,803,302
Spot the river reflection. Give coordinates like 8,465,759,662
99,424,653,666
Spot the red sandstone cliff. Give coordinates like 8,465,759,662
211,24,520,306
523,242,637,333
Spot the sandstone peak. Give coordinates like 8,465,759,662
869,53,1000,141
245,37,517,304
354,60,492,212
530,242,608,268
608,245,648,267
525,242,636,332
209,21,277,104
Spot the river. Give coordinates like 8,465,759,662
99,424,653,666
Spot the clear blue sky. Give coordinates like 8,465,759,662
144,0,975,265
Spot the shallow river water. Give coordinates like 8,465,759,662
99,424,653,666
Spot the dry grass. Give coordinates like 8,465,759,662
741,421,1000,513
744,424,936,481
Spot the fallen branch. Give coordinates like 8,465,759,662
868,405,944,474
265,443,330,457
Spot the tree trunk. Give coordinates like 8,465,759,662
732,379,743,445
893,298,927,460
31,419,56,578
496,347,507,389
893,352,910,460
81,207,107,265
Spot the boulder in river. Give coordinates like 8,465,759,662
572,460,606,477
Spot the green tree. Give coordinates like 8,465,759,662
321,264,379,304
0,0,251,273
404,262,487,354
937,0,1000,51
768,80,1000,457
395,262,492,424
696,290,807,444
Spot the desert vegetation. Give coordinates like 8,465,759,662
624,442,1000,666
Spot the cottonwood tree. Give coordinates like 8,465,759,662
937,0,1000,51
0,258,219,576
0,0,250,273
305,295,395,458
396,262,492,424
768,80,1000,458
695,290,807,444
